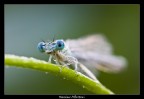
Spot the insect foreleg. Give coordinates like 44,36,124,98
74,62,78,71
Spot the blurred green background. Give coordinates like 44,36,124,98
4,4,140,95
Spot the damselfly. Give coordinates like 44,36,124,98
37,34,127,80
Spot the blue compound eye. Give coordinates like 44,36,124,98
56,40,65,50
37,42,46,52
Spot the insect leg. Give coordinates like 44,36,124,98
56,61,67,72
48,55,52,63
54,57,60,65
66,56,78,71
74,62,78,71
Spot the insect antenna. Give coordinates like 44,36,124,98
40,38,45,42
52,34,56,42
42,40,45,43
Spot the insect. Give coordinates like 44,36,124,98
37,34,127,80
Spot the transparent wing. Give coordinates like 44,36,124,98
66,34,113,55
65,34,127,73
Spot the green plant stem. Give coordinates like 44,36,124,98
5,54,114,94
